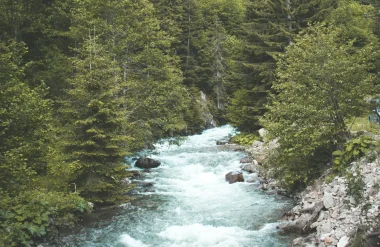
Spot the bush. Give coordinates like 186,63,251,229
0,189,91,246
230,132,260,146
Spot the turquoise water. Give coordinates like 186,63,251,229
59,126,294,247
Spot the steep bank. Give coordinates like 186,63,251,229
240,132,380,247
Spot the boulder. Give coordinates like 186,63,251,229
225,171,244,184
240,157,252,163
135,157,161,169
279,201,324,234
240,162,257,173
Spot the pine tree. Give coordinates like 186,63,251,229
60,33,131,204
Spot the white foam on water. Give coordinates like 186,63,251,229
258,222,279,232
154,125,236,151
119,234,149,247
158,224,253,247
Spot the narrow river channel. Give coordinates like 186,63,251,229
60,125,294,247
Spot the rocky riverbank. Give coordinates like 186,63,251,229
227,130,380,247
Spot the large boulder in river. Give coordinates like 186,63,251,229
135,157,161,169
225,171,244,184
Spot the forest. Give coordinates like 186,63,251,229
1,0,380,245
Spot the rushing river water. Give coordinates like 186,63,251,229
60,125,295,247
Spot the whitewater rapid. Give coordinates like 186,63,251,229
60,125,294,247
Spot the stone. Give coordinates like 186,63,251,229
246,173,258,183
291,237,305,247
255,155,265,165
216,140,228,145
319,220,331,233
323,192,335,209
141,182,153,187
337,236,349,247
334,229,345,240
135,157,161,169
324,236,333,245
240,157,252,163
225,171,244,184
240,163,257,173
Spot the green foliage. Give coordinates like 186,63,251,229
333,135,372,172
0,190,90,247
262,13,376,188
230,132,260,146
346,167,365,205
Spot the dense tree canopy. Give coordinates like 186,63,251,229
1,0,380,245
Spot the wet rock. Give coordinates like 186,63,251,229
128,170,141,178
240,157,252,163
240,162,257,173
135,157,161,169
216,140,228,145
246,173,259,183
225,171,244,184
141,182,153,187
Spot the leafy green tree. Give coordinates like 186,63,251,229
0,41,52,194
226,0,340,132
262,24,375,189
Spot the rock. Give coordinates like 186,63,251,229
324,236,333,245
246,173,258,183
319,220,331,233
323,192,335,209
255,155,265,165
128,170,141,178
216,140,229,145
337,236,349,247
240,157,252,163
291,237,305,247
225,171,244,184
219,144,245,151
121,177,131,185
135,157,161,169
241,163,257,173
141,182,153,187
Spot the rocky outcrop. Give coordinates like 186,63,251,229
225,171,245,184
279,159,380,247
135,157,161,169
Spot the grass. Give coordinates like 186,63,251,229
348,116,380,135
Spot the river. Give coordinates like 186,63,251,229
59,125,295,247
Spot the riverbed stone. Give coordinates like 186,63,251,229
225,171,244,184
135,157,161,169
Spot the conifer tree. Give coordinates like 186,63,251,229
60,33,131,204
